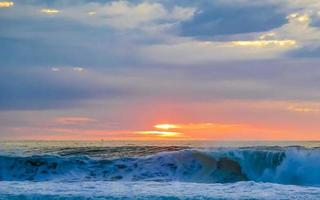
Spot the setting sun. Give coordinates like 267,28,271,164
154,124,180,130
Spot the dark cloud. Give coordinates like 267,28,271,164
178,1,287,39
0,68,130,110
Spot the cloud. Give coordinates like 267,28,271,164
50,67,85,73
287,104,320,114
72,67,85,72
140,38,298,64
0,67,131,110
3,127,141,140
156,123,246,130
87,1,195,29
1,0,320,111
135,130,183,137
140,8,320,64
3,1,195,31
1,0,320,67
51,67,60,72
40,8,60,14
55,117,96,125
3,58,320,111
231,40,296,47
0,1,13,8
178,0,287,38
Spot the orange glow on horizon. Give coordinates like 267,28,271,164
8,124,320,141
8,99,320,141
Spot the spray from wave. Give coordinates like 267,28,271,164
0,147,319,186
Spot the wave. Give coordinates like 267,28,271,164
0,147,319,186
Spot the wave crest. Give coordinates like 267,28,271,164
0,147,319,186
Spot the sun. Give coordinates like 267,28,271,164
134,124,183,138
154,124,180,130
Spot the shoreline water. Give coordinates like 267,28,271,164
1,181,320,200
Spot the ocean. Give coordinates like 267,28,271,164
0,141,319,200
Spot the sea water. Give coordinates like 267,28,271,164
0,141,319,199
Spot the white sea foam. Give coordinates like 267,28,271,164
0,181,319,200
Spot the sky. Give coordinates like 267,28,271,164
1,0,320,141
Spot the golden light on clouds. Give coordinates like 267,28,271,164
136,131,182,137
132,122,260,139
151,122,254,139
287,105,320,113
287,13,310,23
231,40,297,47
297,15,310,23
0,1,14,8
156,123,250,130
178,123,242,130
41,8,60,14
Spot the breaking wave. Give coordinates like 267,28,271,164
0,147,319,186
